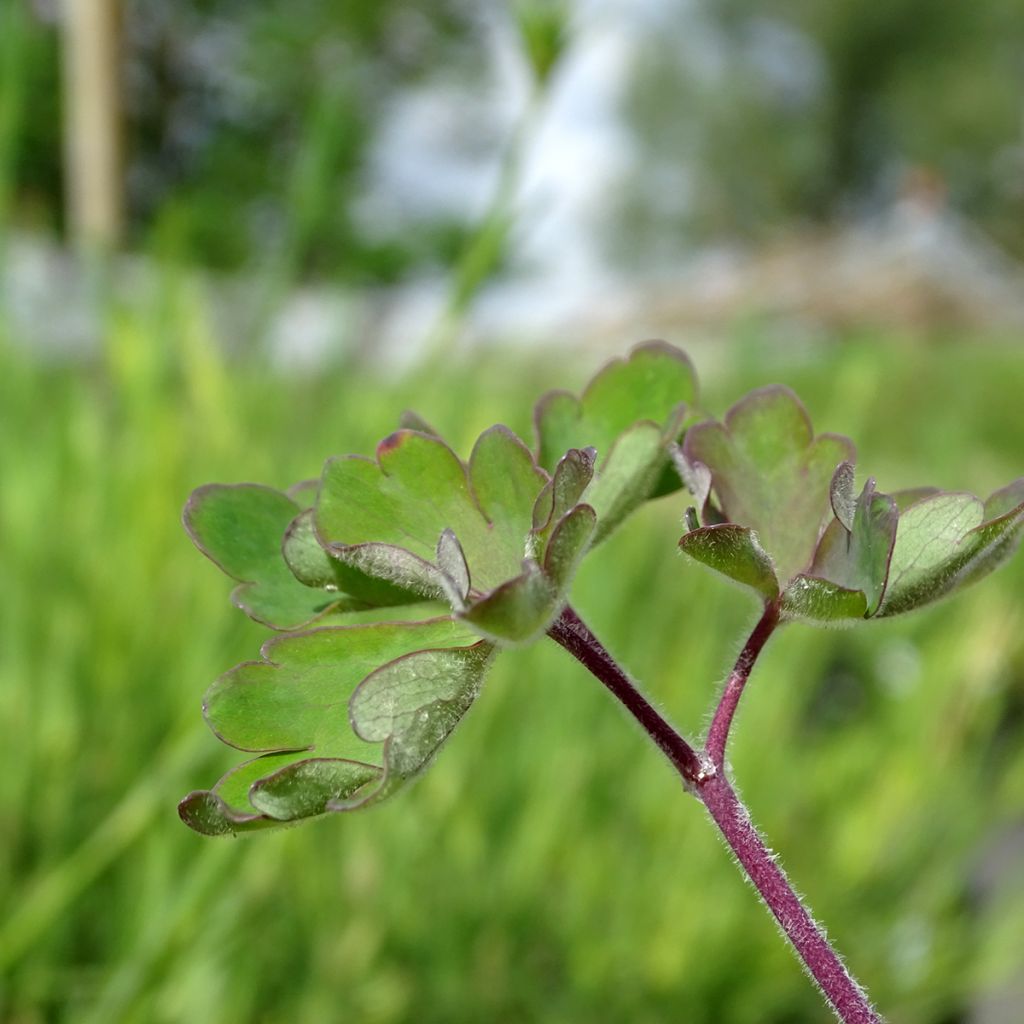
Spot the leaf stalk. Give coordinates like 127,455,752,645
547,604,882,1024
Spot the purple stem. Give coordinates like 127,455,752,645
704,600,780,768
547,605,882,1024
547,605,705,785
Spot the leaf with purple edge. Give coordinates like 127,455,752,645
343,642,494,808
678,524,779,601
179,618,491,835
183,483,364,630
534,341,698,471
809,476,898,615
684,386,854,587
316,427,546,599
780,575,869,624
282,507,420,608
457,561,557,645
878,485,1024,616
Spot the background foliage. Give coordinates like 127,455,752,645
1,319,1023,1021
2,1,1024,1021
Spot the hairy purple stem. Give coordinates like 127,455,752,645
705,600,779,768
547,605,706,784
547,605,882,1024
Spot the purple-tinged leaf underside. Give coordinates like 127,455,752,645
878,486,1024,616
178,618,492,835
809,477,898,616
679,524,779,601
315,427,545,598
684,385,854,587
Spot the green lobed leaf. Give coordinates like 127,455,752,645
282,508,419,608
532,447,595,537
468,425,549,577
878,492,984,615
810,474,898,615
684,386,854,587
457,561,557,645
348,643,494,806
543,504,598,591
534,341,698,472
780,574,869,624
533,343,698,540
179,618,492,835
316,427,546,599
878,486,1024,616
184,483,363,630
580,421,666,542
678,524,779,601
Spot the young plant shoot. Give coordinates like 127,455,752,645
179,342,1024,1023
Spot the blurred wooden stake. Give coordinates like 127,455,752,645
62,0,122,248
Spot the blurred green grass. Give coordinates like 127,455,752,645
1,289,1023,1023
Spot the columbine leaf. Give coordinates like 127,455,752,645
468,425,549,576
178,618,491,835
543,504,598,590
184,483,362,630
457,561,557,645
878,485,1024,616
282,508,418,608
179,754,310,836
780,575,869,624
684,386,854,587
534,342,698,541
248,758,384,820
808,476,898,615
532,447,595,537
580,421,668,541
678,524,779,600
878,492,984,615
534,341,698,471
316,427,545,599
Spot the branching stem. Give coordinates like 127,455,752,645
547,604,882,1024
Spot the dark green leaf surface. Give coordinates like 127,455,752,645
684,386,854,587
184,484,360,630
